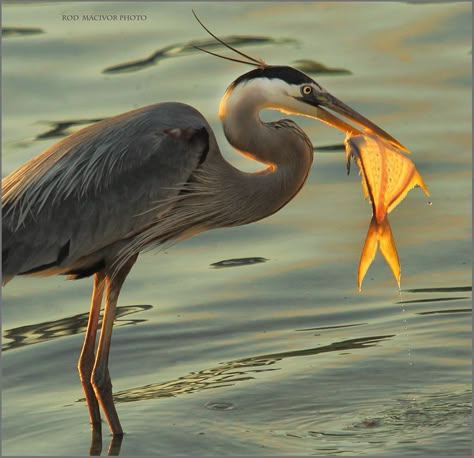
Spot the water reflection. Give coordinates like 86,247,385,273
295,322,367,332
313,143,345,152
398,297,470,304
102,36,296,74
2,304,152,352
110,334,394,403
35,118,106,140
2,27,44,37
89,432,122,457
292,59,351,76
399,284,472,312
417,308,471,316
405,286,471,293
210,257,268,268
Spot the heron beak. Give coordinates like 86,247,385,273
308,92,408,153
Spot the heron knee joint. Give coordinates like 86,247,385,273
78,355,94,376
91,369,112,393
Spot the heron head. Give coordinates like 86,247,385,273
220,65,408,152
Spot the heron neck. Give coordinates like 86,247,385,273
216,95,314,225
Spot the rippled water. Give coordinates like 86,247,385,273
2,1,472,456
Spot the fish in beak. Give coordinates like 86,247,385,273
344,134,430,291
296,86,409,153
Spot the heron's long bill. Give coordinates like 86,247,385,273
315,92,409,153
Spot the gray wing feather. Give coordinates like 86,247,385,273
2,102,210,279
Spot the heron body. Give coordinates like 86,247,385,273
2,60,405,437
3,90,315,281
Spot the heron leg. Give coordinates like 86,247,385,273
78,271,106,434
91,255,138,437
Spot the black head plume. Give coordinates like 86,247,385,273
192,10,268,68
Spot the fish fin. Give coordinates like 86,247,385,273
414,170,430,197
378,217,401,289
387,166,430,214
358,216,379,291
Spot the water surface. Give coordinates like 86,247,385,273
2,1,471,456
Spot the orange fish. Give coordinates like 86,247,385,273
344,134,430,291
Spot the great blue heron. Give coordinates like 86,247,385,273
2,15,407,438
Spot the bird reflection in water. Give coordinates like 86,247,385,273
109,334,394,403
90,432,122,457
2,305,152,352
93,333,394,455
3,305,150,456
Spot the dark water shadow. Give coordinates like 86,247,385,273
293,59,352,76
2,304,152,352
405,286,471,293
102,36,297,75
398,297,470,305
35,118,106,140
108,334,394,404
296,322,367,332
400,285,472,315
2,27,44,37
210,257,268,269
313,143,345,153
417,308,472,316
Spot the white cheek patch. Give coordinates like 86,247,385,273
220,77,324,120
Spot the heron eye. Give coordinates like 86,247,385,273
301,85,313,95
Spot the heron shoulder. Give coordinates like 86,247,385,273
2,101,214,280
139,102,211,129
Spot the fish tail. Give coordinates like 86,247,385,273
358,217,378,291
378,216,401,289
358,216,400,291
